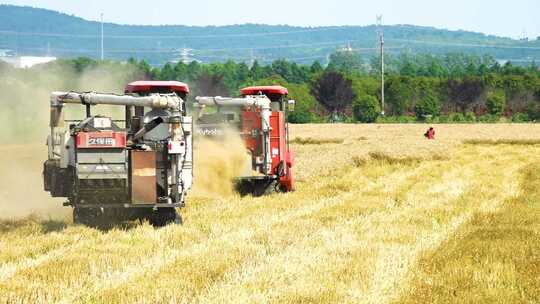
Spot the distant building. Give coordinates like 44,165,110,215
0,56,57,68
0,49,13,57
337,42,353,53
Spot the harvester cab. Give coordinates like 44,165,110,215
194,85,295,196
43,81,193,227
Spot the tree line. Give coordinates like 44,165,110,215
132,52,540,123
4,52,538,123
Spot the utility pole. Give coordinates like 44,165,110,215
100,13,104,60
377,15,385,116
249,49,255,67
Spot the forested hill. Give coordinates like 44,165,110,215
1,5,539,65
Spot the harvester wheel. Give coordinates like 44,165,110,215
174,213,183,225
262,180,280,196
235,179,280,197
149,208,181,227
73,207,101,228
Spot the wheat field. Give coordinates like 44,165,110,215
1,123,539,304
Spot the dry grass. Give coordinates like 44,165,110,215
463,138,540,145
290,137,344,145
1,124,539,303
352,152,448,167
396,163,540,304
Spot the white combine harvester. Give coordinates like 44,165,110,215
43,81,193,227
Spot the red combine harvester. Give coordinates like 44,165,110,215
194,85,295,196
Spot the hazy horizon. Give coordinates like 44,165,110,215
1,0,538,39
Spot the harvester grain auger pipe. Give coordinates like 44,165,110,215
50,92,182,109
195,96,271,109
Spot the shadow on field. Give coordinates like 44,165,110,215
291,137,344,145
0,214,68,234
85,220,144,232
463,139,540,146
0,215,150,233
352,151,448,167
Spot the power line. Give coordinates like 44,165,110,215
193,40,358,52
1,27,539,51
0,27,348,39
387,38,540,50
0,39,390,54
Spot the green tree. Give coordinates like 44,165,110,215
353,95,380,123
526,102,540,121
310,61,324,74
271,59,293,81
173,62,189,81
250,60,267,81
486,91,506,116
447,76,485,113
386,76,414,115
158,63,175,80
194,72,229,96
327,50,364,74
287,84,319,123
71,57,97,73
415,90,441,119
186,61,202,81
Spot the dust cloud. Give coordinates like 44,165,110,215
0,144,68,219
0,61,251,218
192,129,251,198
0,62,143,219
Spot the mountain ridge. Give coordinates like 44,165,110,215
1,5,538,65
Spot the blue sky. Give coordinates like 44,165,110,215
2,0,539,39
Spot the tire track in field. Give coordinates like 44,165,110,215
359,148,525,304
195,147,524,303
59,162,432,303
193,162,467,303
85,161,446,303
59,189,369,303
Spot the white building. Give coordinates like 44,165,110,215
0,49,13,57
0,56,57,68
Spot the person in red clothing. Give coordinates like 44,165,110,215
424,127,435,139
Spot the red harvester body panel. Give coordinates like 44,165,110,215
76,131,127,149
241,109,262,163
125,81,189,95
269,111,286,174
240,85,288,97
